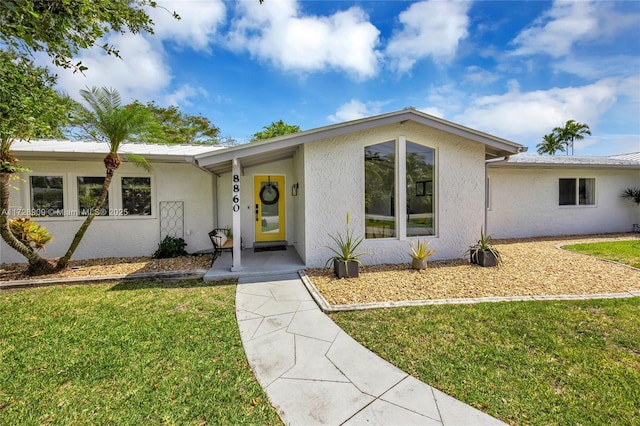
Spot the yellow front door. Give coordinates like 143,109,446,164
254,175,286,242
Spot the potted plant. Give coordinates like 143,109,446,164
466,228,502,267
325,212,367,278
409,239,435,270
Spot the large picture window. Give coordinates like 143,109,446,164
122,177,152,215
365,141,396,238
406,142,435,236
78,177,108,216
30,176,64,217
559,178,595,206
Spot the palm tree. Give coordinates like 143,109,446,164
553,120,591,155
56,87,152,269
536,133,565,155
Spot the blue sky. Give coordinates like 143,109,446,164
45,0,639,155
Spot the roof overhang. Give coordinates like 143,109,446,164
196,108,526,174
487,155,640,170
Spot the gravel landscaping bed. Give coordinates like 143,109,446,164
0,254,213,282
2,235,638,304
307,234,640,305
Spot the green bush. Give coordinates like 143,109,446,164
153,236,188,259
9,217,52,251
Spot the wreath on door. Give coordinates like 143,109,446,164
259,177,280,205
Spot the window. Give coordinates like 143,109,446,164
559,178,595,206
30,176,64,217
406,142,435,237
365,141,396,238
78,177,109,216
122,177,152,215
365,139,437,239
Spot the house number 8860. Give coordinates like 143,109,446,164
232,174,240,212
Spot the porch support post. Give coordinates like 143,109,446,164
397,135,407,240
231,158,243,272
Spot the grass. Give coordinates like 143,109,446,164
0,280,280,425
331,298,640,425
563,239,640,268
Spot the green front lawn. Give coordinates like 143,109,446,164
563,239,640,268
331,298,640,425
0,280,280,425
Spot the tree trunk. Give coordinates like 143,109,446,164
56,168,114,270
0,172,55,274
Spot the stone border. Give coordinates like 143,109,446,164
298,270,640,313
0,269,207,290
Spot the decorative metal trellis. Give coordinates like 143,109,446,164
159,201,184,240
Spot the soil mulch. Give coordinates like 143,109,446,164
0,254,213,282
307,234,640,305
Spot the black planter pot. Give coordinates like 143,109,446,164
334,259,359,278
471,249,498,267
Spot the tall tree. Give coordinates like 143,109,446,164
536,133,566,155
137,101,221,145
56,87,152,269
553,120,591,156
0,0,178,71
0,49,72,274
251,120,301,142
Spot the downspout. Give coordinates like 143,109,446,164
485,146,528,233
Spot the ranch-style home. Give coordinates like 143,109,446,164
2,108,639,270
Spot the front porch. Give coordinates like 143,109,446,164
203,246,306,281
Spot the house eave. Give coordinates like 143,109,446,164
196,108,525,172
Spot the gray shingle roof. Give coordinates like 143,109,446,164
488,153,640,168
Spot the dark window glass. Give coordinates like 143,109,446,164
122,177,151,215
365,141,396,238
559,178,576,205
30,176,64,217
406,141,435,236
78,177,109,216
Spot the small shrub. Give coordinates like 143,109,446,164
9,217,52,251
153,236,188,259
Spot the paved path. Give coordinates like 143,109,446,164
236,274,505,425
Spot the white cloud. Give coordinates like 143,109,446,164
227,1,381,79
147,0,226,51
418,107,445,118
328,100,385,122
49,2,228,105
454,79,621,142
54,34,172,103
386,0,471,73
511,1,599,57
462,65,500,85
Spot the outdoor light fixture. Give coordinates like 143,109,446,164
292,182,299,196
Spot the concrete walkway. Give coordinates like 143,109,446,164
236,274,505,425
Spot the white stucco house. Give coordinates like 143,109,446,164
2,108,638,269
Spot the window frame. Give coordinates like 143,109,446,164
23,172,155,220
77,176,110,217
120,176,154,217
29,175,66,218
363,136,437,240
558,177,596,207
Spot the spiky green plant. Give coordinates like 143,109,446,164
409,239,436,260
325,212,368,269
620,187,640,206
465,227,502,266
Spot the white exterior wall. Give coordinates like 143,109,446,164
0,160,215,264
303,122,486,267
487,167,640,238
216,158,297,249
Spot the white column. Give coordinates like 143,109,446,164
397,135,407,240
231,158,243,272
